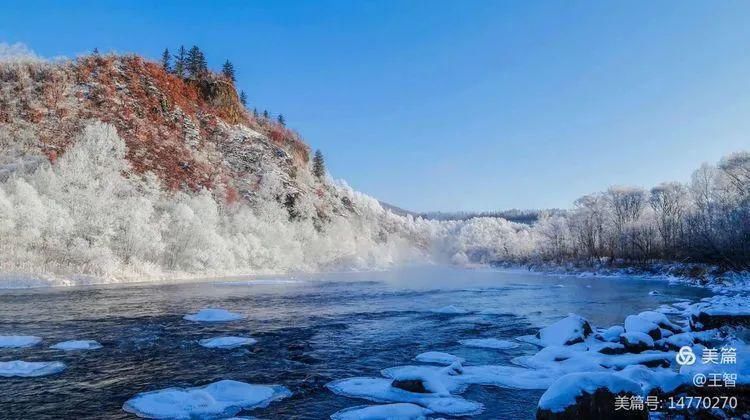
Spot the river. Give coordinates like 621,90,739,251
0,265,712,419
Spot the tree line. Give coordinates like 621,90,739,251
533,152,750,270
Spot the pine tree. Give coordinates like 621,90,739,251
313,149,325,180
161,48,172,72
221,60,235,82
174,45,186,77
263,110,269,119
277,114,285,126
186,46,207,78
93,47,99,56
239,90,247,107
253,108,259,118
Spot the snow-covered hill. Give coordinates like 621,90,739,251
0,53,448,285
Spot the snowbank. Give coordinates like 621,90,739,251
535,314,593,346
537,372,642,413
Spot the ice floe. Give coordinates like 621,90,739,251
459,338,519,350
198,336,257,349
326,377,483,416
414,351,464,365
330,403,433,420
0,335,42,348
183,308,245,322
50,340,102,351
122,380,291,419
0,360,66,377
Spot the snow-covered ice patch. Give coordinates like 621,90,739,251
326,377,482,416
183,308,245,322
198,336,257,349
50,340,102,351
415,351,464,365
0,335,42,348
331,403,433,420
0,360,66,377
459,338,519,350
122,380,291,419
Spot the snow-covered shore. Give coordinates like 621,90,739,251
482,261,750,293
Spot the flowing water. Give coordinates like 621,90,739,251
0,266,712,419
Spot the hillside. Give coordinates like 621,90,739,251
0,54,311,200
0,53,437,285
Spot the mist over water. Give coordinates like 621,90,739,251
0,266,711,419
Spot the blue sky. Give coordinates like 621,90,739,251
2,1,749,212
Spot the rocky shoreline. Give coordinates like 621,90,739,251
325,293,749,419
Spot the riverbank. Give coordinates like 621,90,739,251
486,261,750,293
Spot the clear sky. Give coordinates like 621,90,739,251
2,1,749,212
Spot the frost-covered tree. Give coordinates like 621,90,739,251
313,149,325,180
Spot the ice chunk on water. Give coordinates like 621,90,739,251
0,335,42,348
331,403,433,420
326,377,482,416
198,336,257,349
183,308,245,322
123,380,291,419
0,360,66,377
50,340,102,351
459,338,519,350
414,351,464,365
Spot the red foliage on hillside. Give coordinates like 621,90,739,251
0,54,311,200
